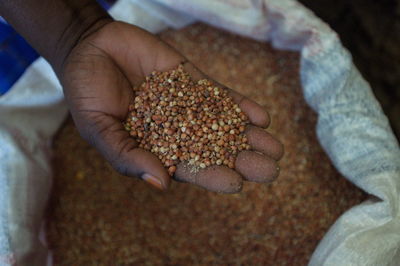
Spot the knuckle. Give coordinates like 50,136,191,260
110,138,138,177
73,113,106,147
111,159,129,176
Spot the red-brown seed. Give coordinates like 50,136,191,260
168,165,176,175
124,64,250,175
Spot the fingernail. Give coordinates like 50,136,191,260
142,173,165,190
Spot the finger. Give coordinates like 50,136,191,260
235,151,280,183
245,125,284,160
181,61,206,81
226,89,270,128
174,162,243,194
75,113,170,190
181,62,270,128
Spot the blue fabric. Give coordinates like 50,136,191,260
0,22,39,95
0,0,115,96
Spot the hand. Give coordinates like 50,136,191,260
61,21,284,193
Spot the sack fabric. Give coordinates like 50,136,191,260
0,0,399,265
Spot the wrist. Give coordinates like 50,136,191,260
50,3,113,75
0,0,113,75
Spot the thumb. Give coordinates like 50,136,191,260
74,111,170,190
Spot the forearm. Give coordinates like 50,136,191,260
0,0,112,74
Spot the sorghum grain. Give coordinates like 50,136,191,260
124,64,250,176
48,24,366,265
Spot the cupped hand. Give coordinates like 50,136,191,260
61,21,283,193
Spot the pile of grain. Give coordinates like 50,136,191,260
125,65,249,175
47,24,366,265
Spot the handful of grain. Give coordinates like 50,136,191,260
124,64,250,176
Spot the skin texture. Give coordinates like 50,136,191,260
62,21,284,192
0,0,111,73
245,125,284,160
0,0,284,192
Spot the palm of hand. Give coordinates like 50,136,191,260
61,21,283,193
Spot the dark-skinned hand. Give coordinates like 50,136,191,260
61,21,284,193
